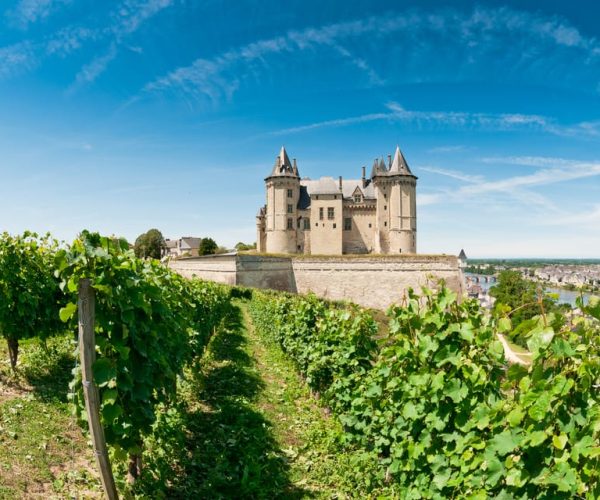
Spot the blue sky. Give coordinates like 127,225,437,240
1,0,599,257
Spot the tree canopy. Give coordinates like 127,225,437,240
235,241,256,251
199,237,218,255
134,229,166,260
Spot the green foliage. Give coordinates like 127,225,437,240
235,241,256,251
248,292,377,408
0,232,64,368
55,231,230,473
491,270,563,344
249,284,600,497
199,237,218,255
133,228,165,260
465,264,496,275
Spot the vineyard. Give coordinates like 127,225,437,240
1,230,600,497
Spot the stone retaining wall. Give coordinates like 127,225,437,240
169,253,464,310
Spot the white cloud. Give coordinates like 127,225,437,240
265,102,597,138
46,26,98,56
542,204,600,228
418,156,600,218
428,145,468,154
0,42,36,78
9,0,70,28
69,44,118,92
68,0,174,90
419,166,483,183
141,6,600,104
111,0,174,39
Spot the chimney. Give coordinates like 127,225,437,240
388,154,392,168
293,158,297,169
339,175,343,191
361,166,366,187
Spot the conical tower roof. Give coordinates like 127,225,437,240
370,158,380,178
268,146,297,177
389,145,414,176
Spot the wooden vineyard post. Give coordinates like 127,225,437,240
78,278,119,500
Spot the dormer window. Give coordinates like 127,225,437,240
354,195,361,203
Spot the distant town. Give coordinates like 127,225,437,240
464,258,600,309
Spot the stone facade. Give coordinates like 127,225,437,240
169,254,463,311
256,146,417,255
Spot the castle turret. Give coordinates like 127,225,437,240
264,146,301,253
371,146,417,254
387,145,417,253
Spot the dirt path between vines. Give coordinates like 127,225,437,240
234,301,374,498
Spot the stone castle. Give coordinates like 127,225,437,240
256,145,417,255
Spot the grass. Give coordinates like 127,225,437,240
1,302,391,498
133,301,390,498
0,335,102,498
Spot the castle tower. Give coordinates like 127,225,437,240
387,145,417,253
263,146,301,254
371,157,390,253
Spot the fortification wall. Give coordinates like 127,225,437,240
290,256,462,310
169,253,464,310
168,254,237,285
236,255,296,292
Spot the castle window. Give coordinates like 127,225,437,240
327,207,335,220
368,223,372,228
287,218,293,229
287,204,293,214
384,205,387,210
304,218,310,230
319,207,324,220
287,189,293,198
333,223,337,229
344,218,352,231
384,221,387,227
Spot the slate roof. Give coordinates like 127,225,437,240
268,146,297,178
266,145,415,211
180,237,201,250
297,177,376,209
389,145,415,176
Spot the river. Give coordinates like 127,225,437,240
465,274,593,307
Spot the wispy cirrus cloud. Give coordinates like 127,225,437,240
266,102,600,139
419,156,600,215
140,6,600,104
110,0,173,38
68,0,174,90
46,26,98,56
69,43,118,93
420,166,484,184
0,41,37,78
0,1,173,89
428,145,469,154
8,0,71,29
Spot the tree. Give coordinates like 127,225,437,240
0,232,63,370
235,241,256,251
490,270,560,338
134,229,166,260
199,237,218,255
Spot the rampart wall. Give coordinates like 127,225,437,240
169,253,464,310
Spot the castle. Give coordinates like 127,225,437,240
256,145,417,255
